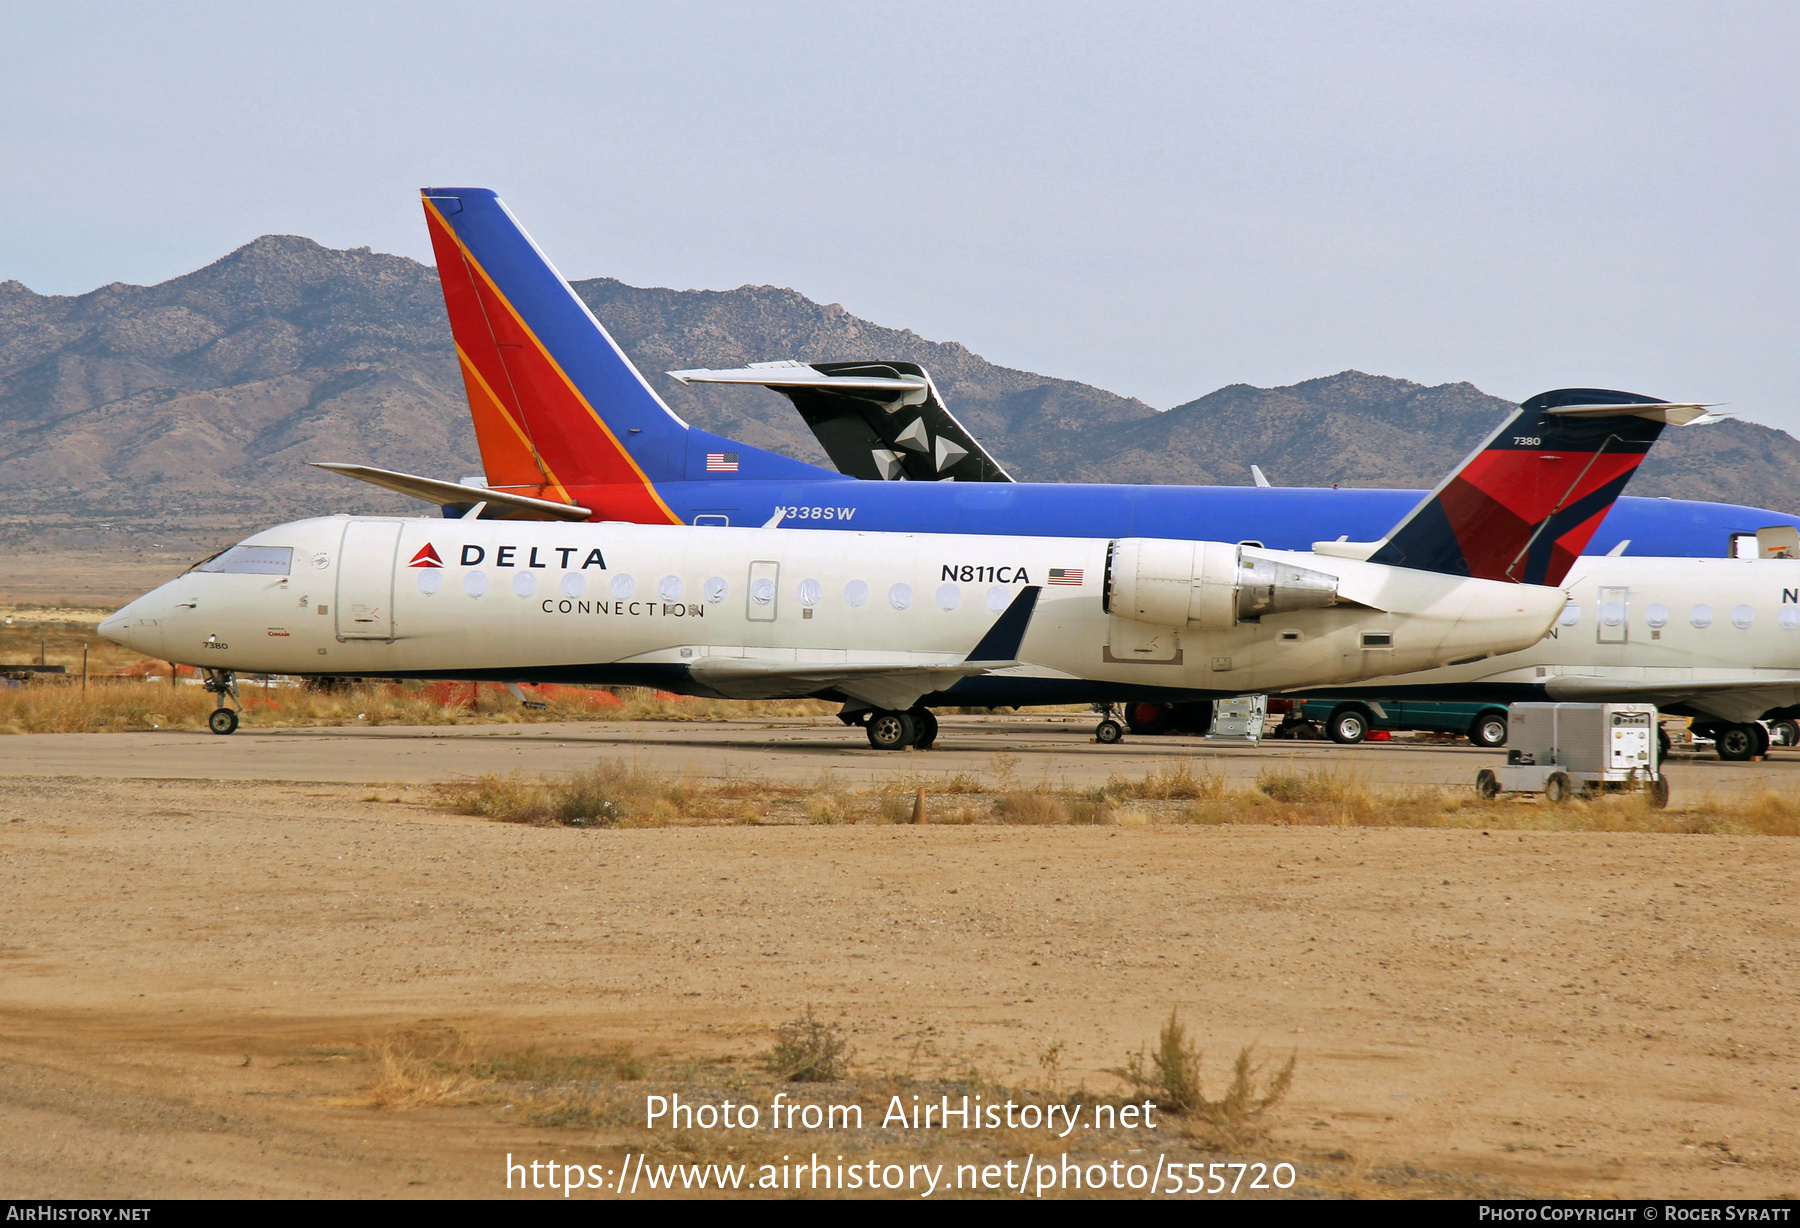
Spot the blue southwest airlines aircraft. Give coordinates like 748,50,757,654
315,187,1798,570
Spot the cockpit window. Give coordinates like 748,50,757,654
189,545,294,575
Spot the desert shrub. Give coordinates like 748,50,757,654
1113,1011,1294,1133
766,1008,852,1082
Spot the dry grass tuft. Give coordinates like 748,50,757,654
1254,766,1370,805
440,761,686,826
1105,760,1228,801
992,791,1070,825
1741,790,1800,837
1112,1011,1294,1139
766,1008,853,1082
363,1028,486,1108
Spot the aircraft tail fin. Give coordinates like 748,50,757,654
1348,389,1712,586
420,188,830,522
670,360,1012,482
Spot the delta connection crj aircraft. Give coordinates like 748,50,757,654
103,388,1689,747
310,187,1800,756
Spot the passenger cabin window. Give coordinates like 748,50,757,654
189,545,293,576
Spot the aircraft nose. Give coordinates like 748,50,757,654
98,593,168,655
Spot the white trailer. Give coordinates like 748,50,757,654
1476,702,1667,807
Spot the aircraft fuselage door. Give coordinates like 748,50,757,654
336,521,402,640
1597,586,1629,644
747,561,779,621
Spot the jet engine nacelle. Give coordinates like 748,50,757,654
1104,538,1341,630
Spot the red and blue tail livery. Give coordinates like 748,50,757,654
420,188,829,523
1364,390,1713,586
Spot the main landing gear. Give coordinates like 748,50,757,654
1707,721,1769,762
1093,703,1125,744
845,706,939,750
204,669,242,735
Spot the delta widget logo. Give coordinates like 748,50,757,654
409,543,444,568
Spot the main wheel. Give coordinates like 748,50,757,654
865,709,917,751
208,708,239,736
1469,710,1508,748
1752,722,1771,757
1095,718,1125,744
1646,777,1670,809
911,708,939,749
1327,706,1370,744
1544,771,1570,803
1770,718,1799,748
1715,724,1758,762
1475,769,1500,800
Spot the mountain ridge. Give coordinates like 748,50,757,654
2,235,1795,550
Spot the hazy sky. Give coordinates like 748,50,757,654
5,2,1795,427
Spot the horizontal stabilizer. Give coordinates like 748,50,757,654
670,359,1013,484
1546,402,1721,426
670,362,929,398
311,463,592,521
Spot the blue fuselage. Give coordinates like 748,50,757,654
627,477,1793,561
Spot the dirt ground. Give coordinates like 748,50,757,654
0,723,1795,1199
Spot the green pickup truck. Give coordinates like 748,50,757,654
1293,699,1511,747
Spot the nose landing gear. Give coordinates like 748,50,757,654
203,669,242,735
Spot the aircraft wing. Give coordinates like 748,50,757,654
311,463,593,522
669,360,1013,484
688,585,1042,709
687,657,1003,709
1544,672,1800,723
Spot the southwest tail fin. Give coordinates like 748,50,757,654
420,188,830,521
1318,389,1714,585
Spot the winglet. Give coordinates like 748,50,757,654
965,586,1042,663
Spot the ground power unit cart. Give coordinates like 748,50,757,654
1476,702,1667,807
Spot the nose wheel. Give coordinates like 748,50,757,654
203,669,242,735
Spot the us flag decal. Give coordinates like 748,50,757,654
1048,568,1083,585
706,452,740,473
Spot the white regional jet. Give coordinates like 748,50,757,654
1289,540,1800,761
101,515,1563,746
96,394,1700,747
